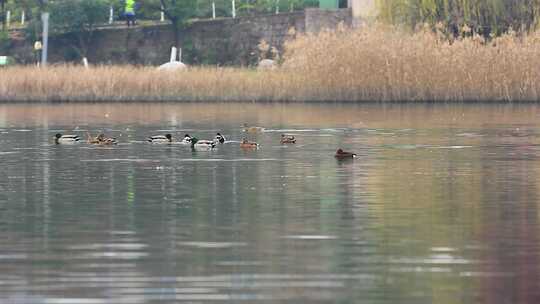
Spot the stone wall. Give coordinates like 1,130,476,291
183,13,305,66
305,8,352,33
7,9,352,66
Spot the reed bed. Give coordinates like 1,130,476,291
2,25,540,102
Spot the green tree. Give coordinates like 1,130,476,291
21,1,41,42
377,0,540,36
1,0,6,31
49,0,108,60
144,0,196,50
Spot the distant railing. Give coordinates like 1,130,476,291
1,1,318,30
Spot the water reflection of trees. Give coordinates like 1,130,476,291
2,104,540,301
2,103,540,130
476,142,540,304
365,126,540,303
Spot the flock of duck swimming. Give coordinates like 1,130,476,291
54,127,357,159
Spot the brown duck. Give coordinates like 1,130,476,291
334,148,356,159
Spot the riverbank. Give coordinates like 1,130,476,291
2,26,540,103
0,66,313,103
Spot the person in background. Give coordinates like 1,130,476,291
125,0,136,27
33,40,42,65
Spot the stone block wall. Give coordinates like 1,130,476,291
305,8,352,33
7,9,352,66
183,13,305,66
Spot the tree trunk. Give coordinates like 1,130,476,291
172,19,180,52
160,1,181,55
79,32,88,59
1,0,5,31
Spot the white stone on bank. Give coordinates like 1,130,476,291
258,59,275,70
158,61,187,71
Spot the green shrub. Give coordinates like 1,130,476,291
0,30,11,53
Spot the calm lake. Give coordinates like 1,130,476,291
1,103,540,304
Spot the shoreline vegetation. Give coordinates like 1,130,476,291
2,25,540,103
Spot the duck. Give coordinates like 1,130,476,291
87,133,117,145
190,137,216,150
215,132,226,144
242,123,264,133
180,134,193,145
280,134,296,144
147,134,173,143
54,133,81,144
334,148,356,159
240,138,259,149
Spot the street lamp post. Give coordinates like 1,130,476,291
41,0,49,66
41,12,49,66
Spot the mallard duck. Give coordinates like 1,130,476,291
242,123,264,133
87,133,117,145
240,138,259,149
191,137,216,150
280,134,296,144
180,134,193,145
147,134,173,143
215,132,226,144
334,149,356,159
54,133,81,144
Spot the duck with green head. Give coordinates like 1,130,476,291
215,133,226,144
190,137,216,150
181,134,193,145
54,133,81,144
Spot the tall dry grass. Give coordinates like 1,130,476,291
283,24,540,102
2,25,540,102
0,66,293,102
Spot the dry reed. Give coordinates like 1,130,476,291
2,25,540,102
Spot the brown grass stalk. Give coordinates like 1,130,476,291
2,25,540,102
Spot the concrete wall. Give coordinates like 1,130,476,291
8,9,352,66
351,0,377,19
351,0,377,27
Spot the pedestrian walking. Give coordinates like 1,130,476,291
125,0,136,27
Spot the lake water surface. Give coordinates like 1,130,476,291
1,103,540,304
